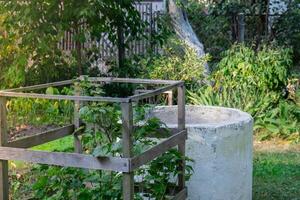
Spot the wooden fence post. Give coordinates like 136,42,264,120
74,83,83,153
238,13,245,43
121,103,134,200
177,85,186,190
0,97,9,200
167,91,173,106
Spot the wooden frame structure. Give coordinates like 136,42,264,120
0,77,187,200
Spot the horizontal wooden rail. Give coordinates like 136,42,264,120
6,125,75,148
0,77,183,104
2,79,75,92
0,147,130,172
134,89,173,94
87,77,182,85
1,78,182,94
0,91,129,103
129,82,182,102
130,130,187,171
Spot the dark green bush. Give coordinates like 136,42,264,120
189,44,299,140
272,0,300,63
214,44,292,92
187,0,232,62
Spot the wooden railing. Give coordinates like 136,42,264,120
0,77,187,200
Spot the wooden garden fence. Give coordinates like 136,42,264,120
57,2,164,60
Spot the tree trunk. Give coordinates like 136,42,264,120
75,40,83,76
75,23,83,76
168,0,210,77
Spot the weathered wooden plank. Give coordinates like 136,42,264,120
0,92,129,103
130,130,187,171
134,89,173,105
134,89,172,94
177,86,185,131
129,83,181,102
167,90,173,106
3,79,75,92
6,125,75,149
0,97,9,200
73,83,83,153
121,103,134,200
88,77,182,85
172,188,187,200
177,85,186,190
0,147,130,172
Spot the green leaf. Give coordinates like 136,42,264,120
92,146,106,157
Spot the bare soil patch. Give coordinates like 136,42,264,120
254,136,300,152
9,125,59,141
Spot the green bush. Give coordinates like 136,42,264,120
189,85,280,119
255,100,300,141
27,82,194,199
213,44,292,92
140,38,209,90
189,44,299,140
7,87,74,127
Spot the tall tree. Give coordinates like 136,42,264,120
0,0,144,86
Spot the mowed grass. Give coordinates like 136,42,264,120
32,135,74,152
10,136,74,169
253,151,300,200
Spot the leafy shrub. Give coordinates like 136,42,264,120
29,83,193,199
255,101,300,141
189,44,299,140
189,85,280,119
32,165,123,200
140,38,209,90
7,87,74,127
0,14,26,88
213,44,292,92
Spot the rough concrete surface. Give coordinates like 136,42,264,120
149,105,253,200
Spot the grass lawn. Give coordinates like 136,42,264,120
253,139,300,200
9,136,74,173
32,135,74,152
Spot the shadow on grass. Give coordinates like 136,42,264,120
253,151,300,200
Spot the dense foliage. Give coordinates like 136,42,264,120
273,0,300,62
187,0,300,64
7,87,73,128
8,80,193,199
0,0,145,88
189,44,299,140
137,38,209,90
213,44,292,91
2,0,300,199
187,0,232,62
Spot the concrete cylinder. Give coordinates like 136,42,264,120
148,105,253,200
